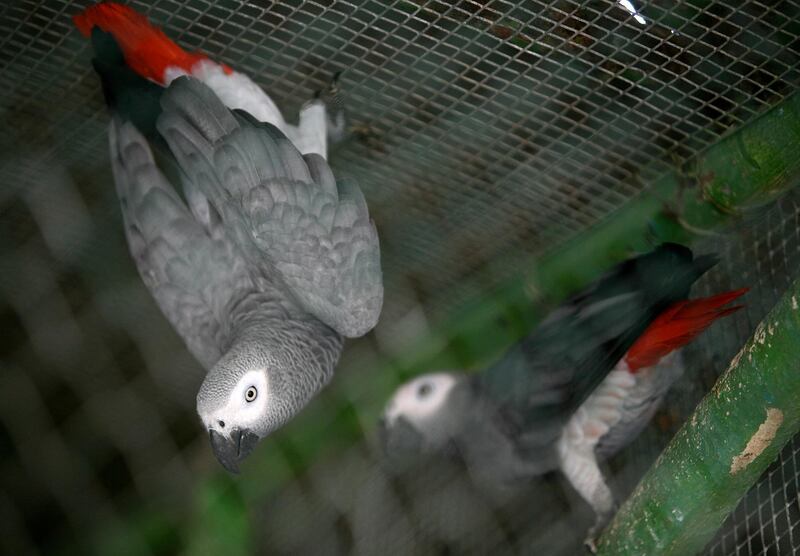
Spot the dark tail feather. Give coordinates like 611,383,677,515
74,2,215,85
478,242,726,431
89,27,164,137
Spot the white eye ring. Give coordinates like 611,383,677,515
245,386,258,402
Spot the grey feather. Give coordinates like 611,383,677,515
157,77,383,338
303,153,338,198
594,351,685,459
109,118,252,369
103,75,382,473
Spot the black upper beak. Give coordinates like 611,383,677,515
378,416,427,473
209,428,260,474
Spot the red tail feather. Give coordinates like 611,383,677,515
73,2,220,84
625,288,748,372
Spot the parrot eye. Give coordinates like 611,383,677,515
245,386,258,402
417,383,432,399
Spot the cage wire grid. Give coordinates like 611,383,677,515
1,0,800,554
250,191,800,556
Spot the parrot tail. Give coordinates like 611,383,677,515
73,2,230,85
625,287,749,372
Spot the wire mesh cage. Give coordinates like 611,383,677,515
1,0,800,554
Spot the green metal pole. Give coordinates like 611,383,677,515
597,279,800,555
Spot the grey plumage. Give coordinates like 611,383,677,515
594,352,684,460
380,244,719,545
555,351,686,548
108,76,381,472
110,116,247,369
157,78,382,338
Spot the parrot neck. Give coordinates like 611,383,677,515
228,318,343,367
225,296,344,386
223,289,307,342
218,311,343,434
222,288,344,390
227,302,343,364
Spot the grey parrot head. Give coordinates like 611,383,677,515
197,324,338,473
379,372,468,466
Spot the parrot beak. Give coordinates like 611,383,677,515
209,428,260,474
377,415,426,467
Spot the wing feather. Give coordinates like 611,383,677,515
109,118,256,369
476,244,717,448
156,77,383,337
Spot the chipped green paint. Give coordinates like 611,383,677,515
597,279,800,555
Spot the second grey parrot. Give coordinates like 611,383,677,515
81,25,382,473
380,245,745,547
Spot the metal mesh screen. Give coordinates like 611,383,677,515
251,188,800,556
1,1,800,554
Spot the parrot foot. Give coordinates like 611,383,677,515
311,71,346,144
583,523,606,553
583,502,618,553
314,70,342,99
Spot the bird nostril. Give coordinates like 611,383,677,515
218,420,225,428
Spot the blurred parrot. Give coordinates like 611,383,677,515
74,2,344,159
380,244,745,548
75,4,383,473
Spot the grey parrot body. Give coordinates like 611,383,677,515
380,244,739,546
89,27,382,472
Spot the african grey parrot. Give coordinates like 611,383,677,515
380,244,745,548
77,8,382,473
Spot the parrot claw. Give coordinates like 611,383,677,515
309,71,346,144
301,94,323,109
309,71,343,104
320,70,342,96
584,520,609,553
583,502,617,553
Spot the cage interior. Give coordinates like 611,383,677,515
1,1,800,554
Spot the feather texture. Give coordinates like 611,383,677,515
625,288,748,372
108,117,254,369
77,7,378,471
156,78,383,337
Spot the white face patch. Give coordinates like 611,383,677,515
200,370,269,434
383,372,458,428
